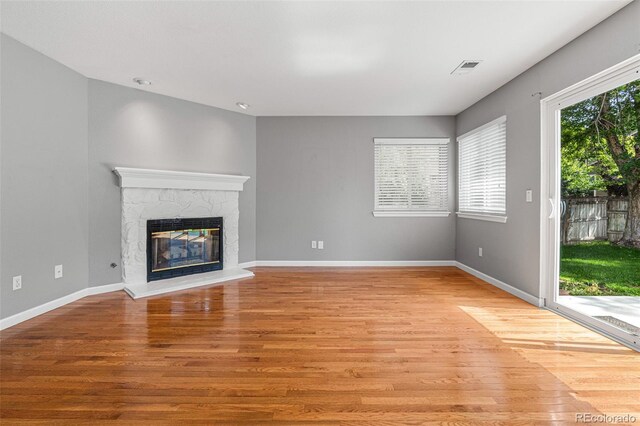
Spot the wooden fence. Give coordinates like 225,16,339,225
561,197,628,244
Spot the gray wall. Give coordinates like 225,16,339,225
88,80,257,286
1,35,89,318
455,0,640,298
256,116,456,261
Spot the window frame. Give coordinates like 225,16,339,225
373,137,451,218
456,116,508,223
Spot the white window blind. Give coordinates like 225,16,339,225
374,138,449,216
457,116,507,220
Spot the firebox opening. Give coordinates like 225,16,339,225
147,217,223,282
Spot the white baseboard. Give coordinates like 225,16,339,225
249,260,457,267
0,282,124,331
455,262,543,307
238,261,257,268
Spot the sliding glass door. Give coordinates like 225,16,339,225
541,55,640,351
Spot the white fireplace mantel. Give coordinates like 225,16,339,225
114,167,250,191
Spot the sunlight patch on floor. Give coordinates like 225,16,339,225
457,303,640,415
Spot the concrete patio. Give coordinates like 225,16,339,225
559,296,640,331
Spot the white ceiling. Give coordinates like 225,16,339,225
1,1,631,116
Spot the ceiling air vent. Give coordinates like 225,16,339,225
451,60,482,75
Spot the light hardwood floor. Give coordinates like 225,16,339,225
1,267,638,423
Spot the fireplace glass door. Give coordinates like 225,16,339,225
147,217,223,281
151,228,220,272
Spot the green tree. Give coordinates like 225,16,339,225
561,80,640,247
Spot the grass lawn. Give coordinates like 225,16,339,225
560,241,640,296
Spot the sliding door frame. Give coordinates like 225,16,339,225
540,54,640,351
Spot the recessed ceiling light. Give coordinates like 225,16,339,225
133,78,151,85
236,102,250,110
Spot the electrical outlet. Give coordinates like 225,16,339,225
311,240,317,249
55,264,63,279
479,247,483,257
526,189,533,203
13,275,22,291
318,241,324,250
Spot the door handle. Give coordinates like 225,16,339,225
548,198,555,219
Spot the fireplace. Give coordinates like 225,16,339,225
115,167,253,298
146,217,223,282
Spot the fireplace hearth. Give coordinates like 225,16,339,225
147,217,223,282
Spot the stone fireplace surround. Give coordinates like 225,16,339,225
114,167,254,299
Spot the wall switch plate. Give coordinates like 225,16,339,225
478,247,483,257
526,189,533,203
55,264,63,279
13,275,22,290
318,241,324,250
311,240,317,249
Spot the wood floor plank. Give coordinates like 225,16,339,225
1,267,638,423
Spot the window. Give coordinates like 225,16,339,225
457,116,507,222
373,138,449,217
